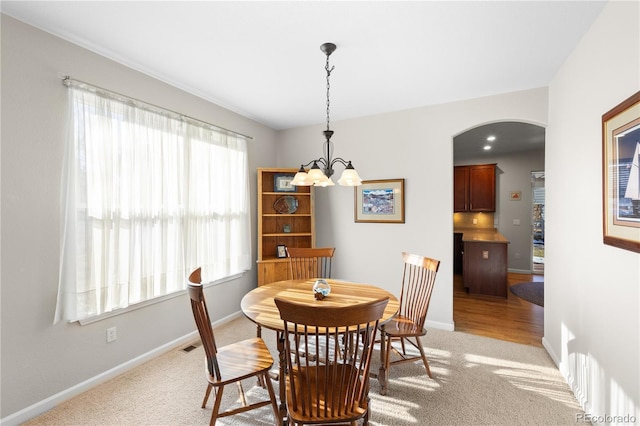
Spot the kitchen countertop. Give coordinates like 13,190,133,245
455,227,509,244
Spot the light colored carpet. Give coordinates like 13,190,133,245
24,316,583,425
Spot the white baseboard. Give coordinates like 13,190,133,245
542,335,559,365
542,335,589,415
425,319,455,331
508,268,533,274
1,312,243,426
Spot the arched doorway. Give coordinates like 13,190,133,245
452,121,546,346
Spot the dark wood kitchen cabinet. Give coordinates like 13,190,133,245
453,167,470,212
454,164,496,212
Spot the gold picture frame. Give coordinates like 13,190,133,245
602,91,640,253
354,179,405,223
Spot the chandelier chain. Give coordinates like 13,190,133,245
325,53,334,132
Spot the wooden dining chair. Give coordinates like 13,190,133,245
284,247,336,363
254,247,336,357
377,252,440,395
275,296,389,426
287,247,335,279
187,267,280,426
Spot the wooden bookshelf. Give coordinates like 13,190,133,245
257,168,315,285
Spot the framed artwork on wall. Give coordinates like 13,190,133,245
354,179,405,223
602,91,640,253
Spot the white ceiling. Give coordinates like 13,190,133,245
2,1,605,154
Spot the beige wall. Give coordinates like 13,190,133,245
0,15,278,420
545,0,639,420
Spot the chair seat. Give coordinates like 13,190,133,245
207,337,275,386
382,315,427,338
286,363,368,423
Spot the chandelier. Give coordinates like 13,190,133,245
291,43,362,187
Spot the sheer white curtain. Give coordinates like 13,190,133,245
56,83,251,322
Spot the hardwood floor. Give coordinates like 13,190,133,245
453,272,544,347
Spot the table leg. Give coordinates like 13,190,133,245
378,325,388,396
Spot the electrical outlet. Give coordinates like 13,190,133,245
106,326,117,343
472,218,478,225
515,253,520,259
513,219,520,225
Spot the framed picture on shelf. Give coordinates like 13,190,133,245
354,179,405,223
602,91,640,253
274,174,296,192
276,244,288,258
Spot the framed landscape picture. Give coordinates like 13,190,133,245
354,179,405,223
602,91,640,253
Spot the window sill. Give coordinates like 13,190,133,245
75,272,245,325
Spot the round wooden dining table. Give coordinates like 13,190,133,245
240,278,399,415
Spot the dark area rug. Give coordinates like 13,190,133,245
510,281,544,307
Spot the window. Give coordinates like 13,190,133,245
56,81,251,322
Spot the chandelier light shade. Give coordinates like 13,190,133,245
291,42,362,187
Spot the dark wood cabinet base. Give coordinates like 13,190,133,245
454,233,464,274
463,241,508,298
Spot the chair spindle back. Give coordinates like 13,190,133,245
287,247,336,280
188,267,221,380
275,296,388,424
398,252,440,330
